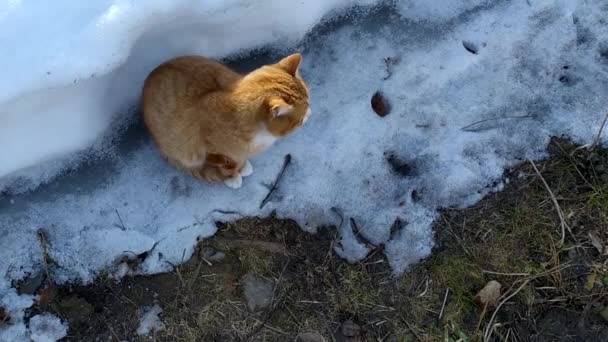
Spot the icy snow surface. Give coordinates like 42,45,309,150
1,0,608,339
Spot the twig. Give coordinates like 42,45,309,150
114,209,127,231
400,317,422,341
481,263,574,341
186,258,206,292
36,229,52,281
271,261,290,307
259,154,291,209
528,159,572,245
475,303,488,335
483,279,530,342
438,288,449,320
481,270,530,276
461,115,533,132
245,261,291,342
589,112,608,150
417,276,430,297
349,218,377,249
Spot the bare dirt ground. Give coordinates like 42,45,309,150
9,139,608,341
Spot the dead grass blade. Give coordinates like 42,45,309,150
589,112,608,150
528,159,572,245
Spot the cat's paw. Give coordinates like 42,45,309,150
224,175,243,189
240,160,253,177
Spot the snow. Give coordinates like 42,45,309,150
27,314,68,342
0,291,33,342
136,304,165,336
1,0,608,340
0,294,67,342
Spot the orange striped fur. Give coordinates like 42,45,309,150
141,53,310,188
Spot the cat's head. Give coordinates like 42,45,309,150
241,53,311,136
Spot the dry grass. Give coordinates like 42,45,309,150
43,139,608,342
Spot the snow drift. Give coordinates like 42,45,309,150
1,0,608,340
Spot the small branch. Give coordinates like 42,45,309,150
417,276,430,298
438,288,449,320
528,159,572,245
483,280,530,342
400,317,422,341
481,270,530,277
36,229,52,281
589,112,608,150
349,217,377,249
259,154,292,209
271,261,290,307
461,115,533,132
114,209,127,231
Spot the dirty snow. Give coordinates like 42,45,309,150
0,292,67,342
136,304,165,336
1,0,608,340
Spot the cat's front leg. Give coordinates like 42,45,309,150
223,174,243,189
223,160,253,189
239,160,253,177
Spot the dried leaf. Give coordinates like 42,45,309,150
585,273,597,291
474,280,502,311
35,283,57,310
371,91,391,117
589,231,605,254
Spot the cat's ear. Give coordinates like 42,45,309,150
277,53,302,76
268,97,293,117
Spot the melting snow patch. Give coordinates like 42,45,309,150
136,305,165,336
1,0,608,339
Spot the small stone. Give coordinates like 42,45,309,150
340,320,361,338
474,280,502,311
296,332,327,342
242,272,273,311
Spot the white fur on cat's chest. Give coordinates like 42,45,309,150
251,126,278,153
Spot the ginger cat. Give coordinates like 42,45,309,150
141,53,310,189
